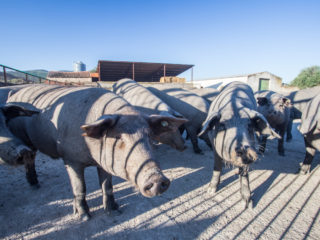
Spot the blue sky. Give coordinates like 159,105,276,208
1,0,319,83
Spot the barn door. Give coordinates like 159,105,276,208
259,78,269,91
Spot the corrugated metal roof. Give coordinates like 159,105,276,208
98,60,193,82
47,71,91,78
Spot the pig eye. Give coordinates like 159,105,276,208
217,124,225,131
161,121,169,127
118,140,125,149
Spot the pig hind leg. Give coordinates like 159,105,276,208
23,151,39,188
239,166,252,209
299,138,316,174
65,163,91,221
97,167,119,214
207,152,223,194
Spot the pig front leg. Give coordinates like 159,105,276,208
207,152,223,194
97,167,119,214
65,163,90,221
299,138,316,175
258,135,267,154
286,118,293,142
277,127,285,156
186,126,202,154
239,166,252,209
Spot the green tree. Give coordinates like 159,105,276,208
90,67,97,73
290,66,320,89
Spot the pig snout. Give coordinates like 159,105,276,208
142,174,170,197
232,145,258,166
235,146,248,157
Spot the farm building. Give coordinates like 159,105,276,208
193,71,283,91
47,61,194,86
97,60,193,82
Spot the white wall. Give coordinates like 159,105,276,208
193,76,248,89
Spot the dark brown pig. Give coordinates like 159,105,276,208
199,82,280,208
147,86,210,154
6,85,172,221
255,90,291,156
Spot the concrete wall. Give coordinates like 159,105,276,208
193,76,248,89
48,77,92,84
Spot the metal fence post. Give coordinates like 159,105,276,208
3,66,7,84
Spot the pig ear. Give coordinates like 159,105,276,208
198,112,221,137
147,115,188,135
172,110,184,118
1,104,39,122
299,117,318,135
250,111,281,138
257,97,268,106
81,115,119,138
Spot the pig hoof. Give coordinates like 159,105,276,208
244,199,253,210
106,202,119,212
298,165,311,175
111,202,119,210
79,213,91,221
106,209,122,216
31,183,41,189
207,186,217,195
194,150,204,155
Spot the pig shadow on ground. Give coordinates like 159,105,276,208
16,141,239,240
250,122,319,207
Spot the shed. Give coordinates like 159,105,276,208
97,60,194,82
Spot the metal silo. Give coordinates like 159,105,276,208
73,61,86,72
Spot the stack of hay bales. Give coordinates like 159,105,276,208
160,76,185,83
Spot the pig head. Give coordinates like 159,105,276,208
256,95,291,127
199,109,279,167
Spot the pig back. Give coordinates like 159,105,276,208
209,82,256,115
285,86,320,118
112,79,175,116
148,86,209,124
189,88,219,103
7,85,134,162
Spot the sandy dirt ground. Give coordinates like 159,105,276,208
0,122,319,240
